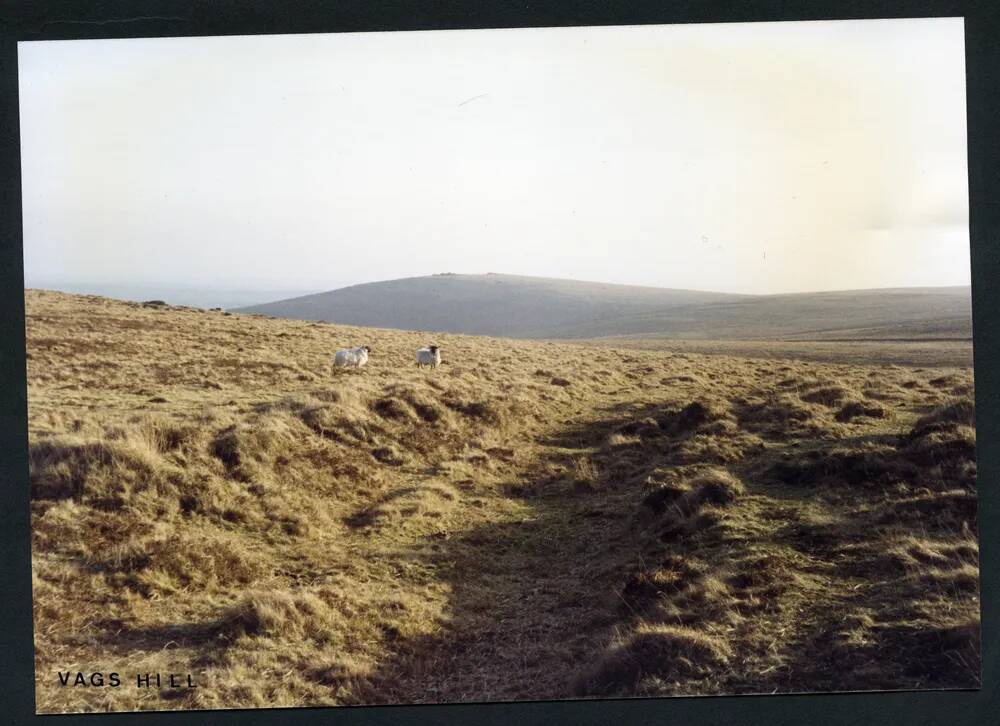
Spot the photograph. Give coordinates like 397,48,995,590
18,17,980,714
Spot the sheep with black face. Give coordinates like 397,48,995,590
416,345,441,368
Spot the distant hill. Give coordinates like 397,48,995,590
234,274,748,338
234,273,972,341
25,281,327,310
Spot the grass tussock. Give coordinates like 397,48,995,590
836,400,888,423
636,466,745,543
736,393,831,437
657,398,733,436
764,399,976,494
800,384,855,407
90,526,270,595
910,396,976,434
576,625,733,696
220,589,343,643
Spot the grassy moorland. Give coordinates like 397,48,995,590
27,289,979,713
571,337,974,368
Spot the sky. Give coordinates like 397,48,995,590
19,18,970,303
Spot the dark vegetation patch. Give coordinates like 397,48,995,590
442,396,502,424
386,386,447,424
639,467,745,542
735,394,827,437
800,385,853,407
619,556,706,613
909,397,975,436
876,489,977,528
764,397,976,492
766,443,916,488
657,399,732,436
640,482,688,515
371,397,413,422
835,400,888,422
371,446,405,466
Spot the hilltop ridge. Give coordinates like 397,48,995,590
234,273,972,341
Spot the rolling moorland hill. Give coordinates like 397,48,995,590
26,289,978,712
234,274,973,341
235,274,747,338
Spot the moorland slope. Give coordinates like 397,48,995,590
27,290,979,712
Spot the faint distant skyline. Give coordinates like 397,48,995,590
20,18,970,297
24,279,330,309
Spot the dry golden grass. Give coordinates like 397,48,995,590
574,337,974,368
26,289,980,712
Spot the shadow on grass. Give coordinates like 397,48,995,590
357,392,981,702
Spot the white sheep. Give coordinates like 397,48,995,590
416,345,441,368
333,345,370,369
